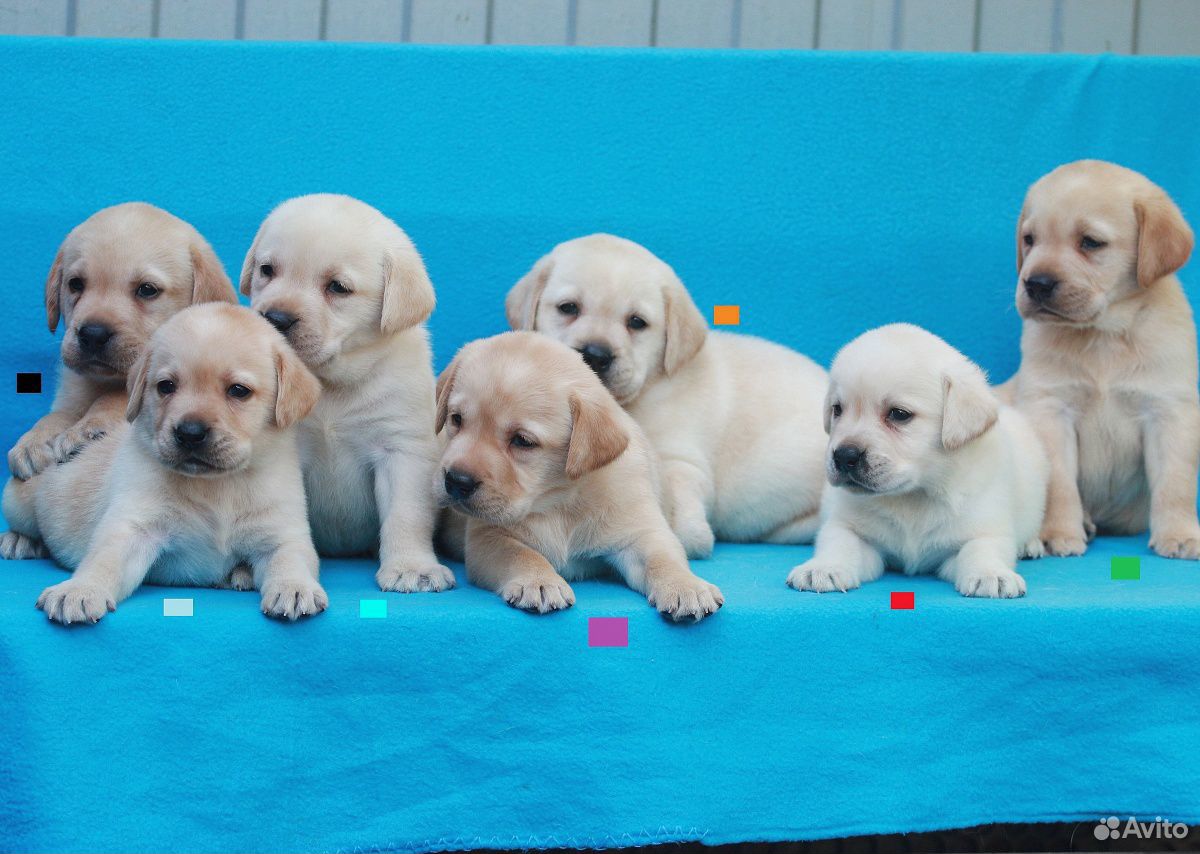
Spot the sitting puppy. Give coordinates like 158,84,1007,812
1007,160,1199,558
435,332,723,621
506,234,827,558
1,304,325,625
8,202,235,482
242,194,452,593
789,324,1047,598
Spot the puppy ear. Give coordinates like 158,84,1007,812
822,385,834,435
238,226,262,297
125,349,151,423
272,341,322,428
565,390,630,479
661,270,707,376
1135,193,1194,288
434,354,460,434
45,246,64,333
190,241,235,305
506,253,553,330
1014,206,1027,273
941,364,999,451
380,247,436,333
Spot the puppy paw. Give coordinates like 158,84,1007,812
786,560,861,593
7,437,59,481
499,575,575,614
674,516,715,560
260,576,328,621
48,420,108,464
220,564,255,591
376,561,456,593
1083,513,1097,543
1020,537,1046,560
0,531,47,560
1150,526,1200,560
647,574,723,622
1041,524,1088,557
955,569,1026,599
36,579,116,625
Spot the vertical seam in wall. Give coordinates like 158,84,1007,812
65,0,77,36
890,0,902,50
401,0,413,41
318,0,329,39
485,0,495,44
730,0,742,48
1131,0,1141,54
235,0,246,39
1050,0,1063,52
650,0,659,46
566,0,578,45
150,0,161,37
971,0,981,51
812,0,821,49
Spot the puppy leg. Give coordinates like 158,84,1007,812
374,449,455,593
1,476,47,559
45,390,126,468
1145,403,1200,559
788,521,884,593
612,528,723,622
1033,411,1089,556
466,522,574,613
940,535,1026,598
662,459,716,559
219,563,255,591
763,510,821,545
254,541,327,621
8,411,76,481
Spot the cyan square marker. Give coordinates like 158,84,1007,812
359,599,387,618
163,598,193,617
1111,557,1140,580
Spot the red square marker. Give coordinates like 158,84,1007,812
891,591,914,610
588,617,628,647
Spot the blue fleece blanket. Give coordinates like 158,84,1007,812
0,38,1198,853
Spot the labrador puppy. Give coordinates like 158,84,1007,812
435,332,723,621
0,304,325,624
1008,160,1199,558
788,324,1048,598
8,202,236,480
242,194,452,592
506,234,827,559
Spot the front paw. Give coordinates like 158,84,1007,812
48,420,109,464
8,436,59,481
0,531,47,560
260,576,328,620
674,514,715,559
499,574,575,613
787,560,861,593
955,568,1026,598
647,574,723,622
220,564,255,591
1150,525,1200,560
1041,523,1088,557
376,561,456,593
1020,536,1046,560
36,579,116,625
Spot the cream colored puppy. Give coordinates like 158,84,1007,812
789,324,1048,598
8,202,235,482
0,304,325,624
435,332,723,621
1008,160,1199,558
242,194,452,592
507,234,827,559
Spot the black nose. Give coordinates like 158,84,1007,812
173,420,210,448
1024,274,1059,303
832,445,864,474
578,343,614,375
262,309,298,333
444,469,480,500
76,323,114,353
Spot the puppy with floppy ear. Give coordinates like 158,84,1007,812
7,203,236,485
0,304,326,624
507,234,828,559
242,194,452,593
1007,160,1200,558
435,332,723,621
789,324,1048,598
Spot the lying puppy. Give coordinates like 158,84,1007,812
789,324,1047,598
8,202,235,481
435,332,723,621
242,194,452,592
506,234,827,558
1,304,325,624
1008,160,1199,558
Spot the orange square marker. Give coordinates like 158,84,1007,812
713,305,740,326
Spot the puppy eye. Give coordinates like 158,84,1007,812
450,413,462,428
1080,235,1107,251
327,280,352,295
510,433,537,449
1023,234,1034,248
156,379,176,396
259,264,274,278
831,403,842,418
887,408,914,423
67,277,85,293
227,384,252,399
557,302,579,316
628,315,648,331
135,282,159,299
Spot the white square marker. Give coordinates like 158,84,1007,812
163,598,194,617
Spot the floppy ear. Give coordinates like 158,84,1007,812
125,349,151,423
661,270,707,376
565,390,630,479
1014,206,1027,273
941,364,999,451
380,246,436,334
272,342,322,428
1135,194,1194,288
238,227,262,297
190,241,235,305
45,246,64,333
822,385,834,435
505,253,553,330
434,354,461,434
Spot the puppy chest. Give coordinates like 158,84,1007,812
299,445,378,554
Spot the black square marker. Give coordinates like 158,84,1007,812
16,373,42,394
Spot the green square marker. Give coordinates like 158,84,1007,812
1111,557,1140,580
359,599,387,618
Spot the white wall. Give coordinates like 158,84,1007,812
1,0,1197,54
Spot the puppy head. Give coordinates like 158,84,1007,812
47,203,236,381
125,303,321,477
1015,160,1194,326
824,324,998,495
241,194,435,377
505,234,707,405
434,331,630,526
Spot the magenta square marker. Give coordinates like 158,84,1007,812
588,617,628,647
